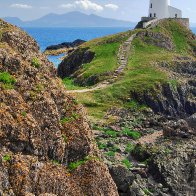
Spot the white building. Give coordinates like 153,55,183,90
149,0,182,19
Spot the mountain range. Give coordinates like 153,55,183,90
3,11,135,27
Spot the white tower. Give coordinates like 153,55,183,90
148,0,182,19
149,0,170,19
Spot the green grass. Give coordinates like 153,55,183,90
152,20,194,54
74,38,171,122
104,130,119,138
73,30,137,85
122,128,141,140
62,134,68,143
60,20,196,122
125,143,135,153
68,156,99,171
2,155,11,162
97,142,107,150
21,111,27,117
122,159,133,169
31,57,41,68
106,151,115,157
63,77,85,90
0,72,16,89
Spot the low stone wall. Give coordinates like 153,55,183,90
135,18,190,29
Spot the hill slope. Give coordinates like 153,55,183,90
3,12,134,27
57,19,196,195
58,19,196,121
0,19,118,195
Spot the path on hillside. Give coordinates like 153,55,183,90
67,34,137,94
138,131,163,145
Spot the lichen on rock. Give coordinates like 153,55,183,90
0,19,118,196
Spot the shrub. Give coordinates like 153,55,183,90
60,117,71,125
31,57,41,68
97,142,107,150
106,151,115,157
125,143,135,153
0,72,16,89
105,130,119,138
122,158,133,169
68,156,99,171
122,128,141,140
2,155,11,162
21,111,27,117
68,160,86,171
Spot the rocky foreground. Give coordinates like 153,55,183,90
0,19,118,195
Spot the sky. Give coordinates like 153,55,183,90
0,0,196,23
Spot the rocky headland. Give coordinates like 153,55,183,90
44,39,86,56
0,19,118,195
57,19,196,196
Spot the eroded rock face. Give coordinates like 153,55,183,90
132,58,196,118
57,47,95,79
137,30,175,51
0,19,118,196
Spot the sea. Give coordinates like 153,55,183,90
22,27,131,66
23,27,196,67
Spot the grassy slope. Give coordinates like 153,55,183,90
64,20,196,123
68,30,138,84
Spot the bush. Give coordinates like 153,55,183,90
122,128,141,140
105,130,119,138
97,142,107,150
2,155,11,162
0,72,16,89
31,57,41,68
125,143,135,153
122,159,133,169
106,151,115,157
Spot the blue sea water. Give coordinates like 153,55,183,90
23,27,196,67
23,27,131,66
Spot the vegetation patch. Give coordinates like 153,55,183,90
0,72,16,89
31,57,41,68
105,151,115,157
122,158,133,169
122,128,141,140
2,154,11,162
104,130,119,138
68,156,99,171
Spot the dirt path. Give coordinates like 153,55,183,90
138,131,163,145
67,34,136,94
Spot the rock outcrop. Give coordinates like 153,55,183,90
0,19,118,195
45,39,86,55
58,47,95,79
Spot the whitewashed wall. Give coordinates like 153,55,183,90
168,6,182,18
149,0,170,19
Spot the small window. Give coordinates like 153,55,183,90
150,13,152,17
150,3,152,8
154,13,156,17
175,14,178,18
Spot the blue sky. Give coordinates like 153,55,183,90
0,0,196,22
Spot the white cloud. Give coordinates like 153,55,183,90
75,0,103,12
10,4,32,9
60,3,76,9
105,4,119,11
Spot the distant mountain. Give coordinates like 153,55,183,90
3,17,24,27
3,12,135,27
